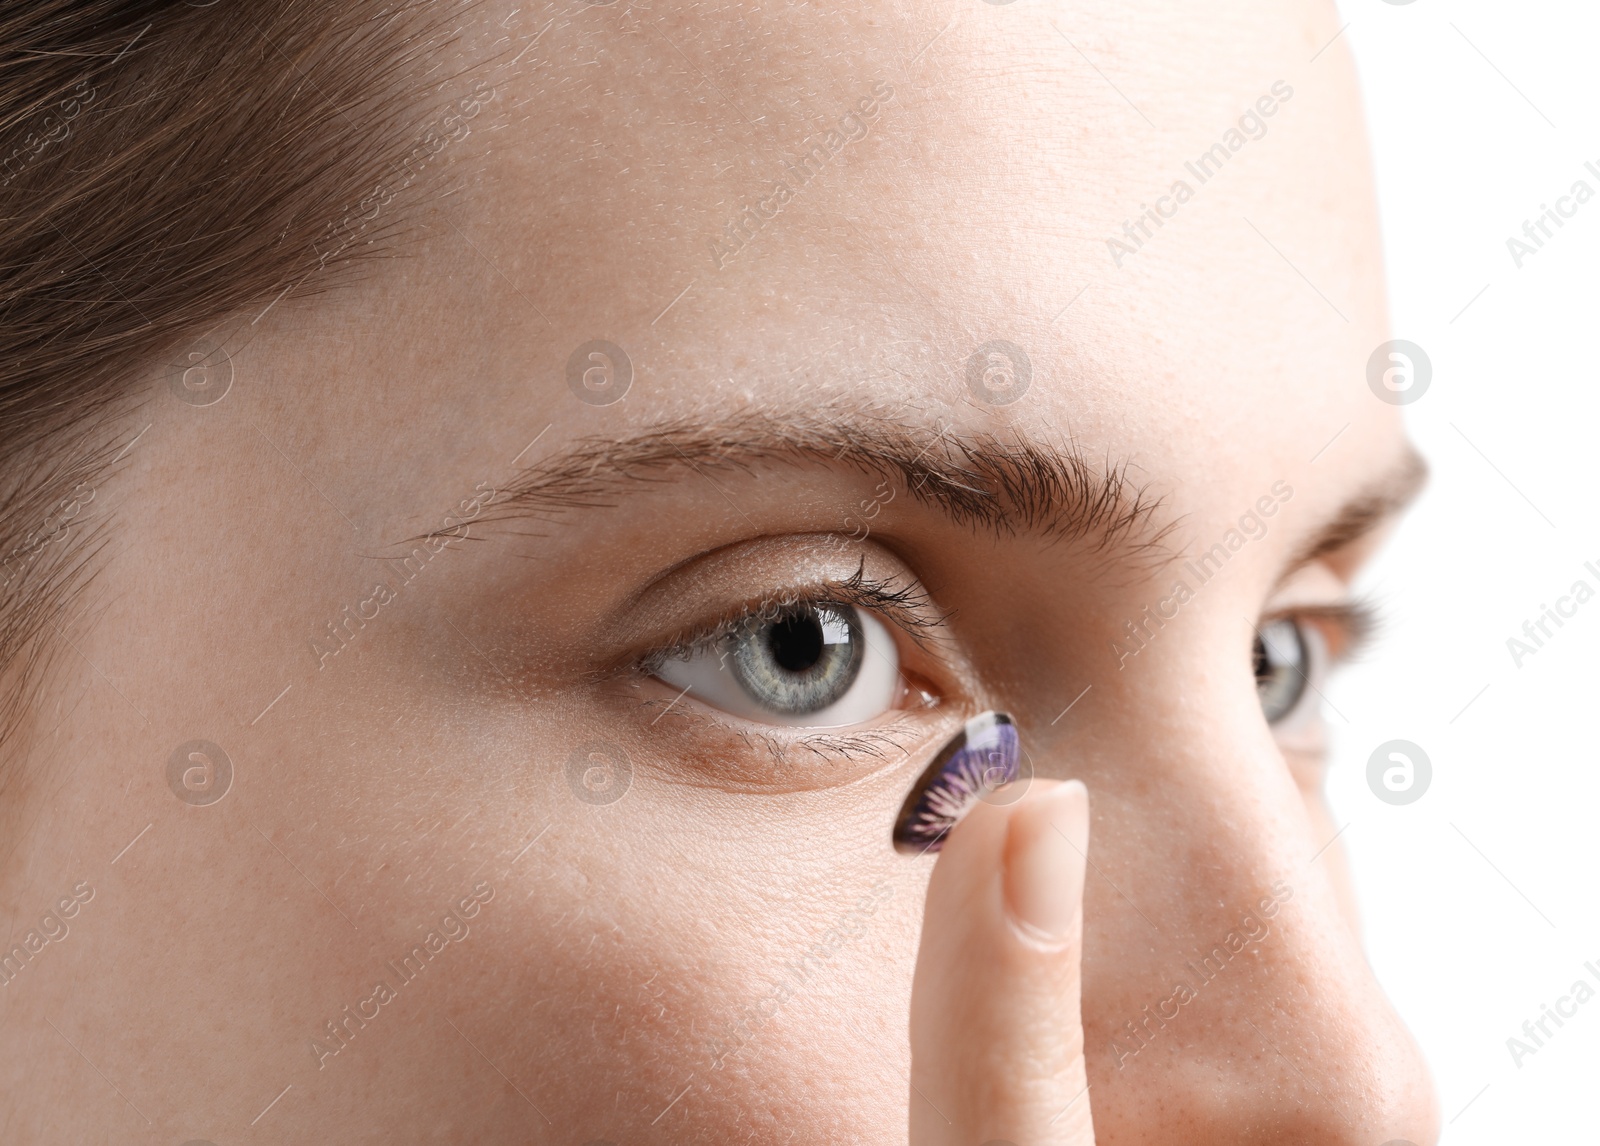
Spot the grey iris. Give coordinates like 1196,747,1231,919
728,604,864,715
1254,618,1308,723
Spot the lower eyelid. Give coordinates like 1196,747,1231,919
608,688,936,793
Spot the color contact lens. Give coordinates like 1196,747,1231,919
892,711,1020,854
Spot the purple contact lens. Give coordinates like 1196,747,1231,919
892,711,1020,854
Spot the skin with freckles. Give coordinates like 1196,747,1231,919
0,1,1440,1142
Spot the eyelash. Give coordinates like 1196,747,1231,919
741,720,927,765
633,561,947,677
1276,598,1382,664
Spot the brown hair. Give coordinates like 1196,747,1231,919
0,1,471,797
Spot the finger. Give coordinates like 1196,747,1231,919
909,779,1095,1145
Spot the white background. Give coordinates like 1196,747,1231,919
1330,1,1600,1140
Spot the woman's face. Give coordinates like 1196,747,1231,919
8,0,1438,1141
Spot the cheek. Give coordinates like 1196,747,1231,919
458,815,923,1139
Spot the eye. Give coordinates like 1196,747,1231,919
654,601,901,728
1254,616,1317,724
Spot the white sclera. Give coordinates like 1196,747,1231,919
656,608,900,728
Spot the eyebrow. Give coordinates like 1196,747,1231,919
1284,445,1429,571
466,409,1174,558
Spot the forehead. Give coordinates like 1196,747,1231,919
280,0,1401,535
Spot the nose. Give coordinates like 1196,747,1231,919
1058,650,1439,1144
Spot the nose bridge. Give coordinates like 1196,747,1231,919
1079,673,1438,1143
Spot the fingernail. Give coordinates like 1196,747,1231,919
1002,780,1089,945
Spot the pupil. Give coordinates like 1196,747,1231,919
767,613,825,672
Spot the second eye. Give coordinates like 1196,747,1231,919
655,602,901,727
1255,616,1316,725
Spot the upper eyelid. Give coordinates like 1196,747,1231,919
1273,600,1382,662
627,566,949,676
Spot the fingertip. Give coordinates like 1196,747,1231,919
911,779,1098,1144
1002,779,1090,947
